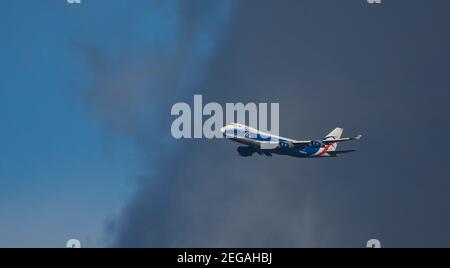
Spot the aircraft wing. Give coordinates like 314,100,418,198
291,134,362,146
291,140,312,145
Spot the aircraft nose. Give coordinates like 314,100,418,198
220,127,225,133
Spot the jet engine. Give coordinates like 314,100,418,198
279,140,294,149
237,146,255,157
309,140,322,147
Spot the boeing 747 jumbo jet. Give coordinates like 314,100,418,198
220,123,362,158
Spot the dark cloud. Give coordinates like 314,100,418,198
82,0,450,247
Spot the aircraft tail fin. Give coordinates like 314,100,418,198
324,127,343,152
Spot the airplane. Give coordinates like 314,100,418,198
220,122,362,158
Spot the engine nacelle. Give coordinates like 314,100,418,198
237,146,255,157
309,140,322,147
279,140,294,149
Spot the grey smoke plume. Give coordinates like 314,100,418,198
80,0,450,247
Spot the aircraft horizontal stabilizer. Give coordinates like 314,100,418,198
327,150,356,156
